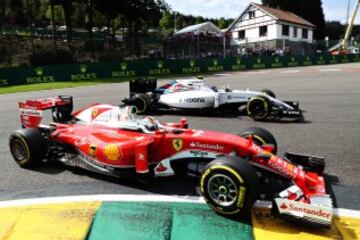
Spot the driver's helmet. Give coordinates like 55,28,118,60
140,116,158,131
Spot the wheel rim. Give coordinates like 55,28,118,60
11,138,29,161
207,174,239,207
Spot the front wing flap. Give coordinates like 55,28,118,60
274,197,333,226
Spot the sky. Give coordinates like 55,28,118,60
165,0,360,24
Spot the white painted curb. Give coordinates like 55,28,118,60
0,194,359,219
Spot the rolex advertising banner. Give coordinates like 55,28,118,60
0,54,359,87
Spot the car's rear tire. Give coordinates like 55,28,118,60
246,95,272,120
261,89,276,98
133,94,152,114
239,127,277,154
200,156,259,216
9,128,46,168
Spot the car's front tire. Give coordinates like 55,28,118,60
133,94,152,114
9,128,46,168
200,156,259,216
246,95,272,120
239,127,277,154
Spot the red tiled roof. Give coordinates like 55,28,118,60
253,3,315,27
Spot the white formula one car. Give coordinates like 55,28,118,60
122,77,304,121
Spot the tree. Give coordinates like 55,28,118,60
195,16,204,24
159,11,172,30
262,0,326,39
0,1,6,25
6,0,27,25
218,17,227,29
52,0,74,44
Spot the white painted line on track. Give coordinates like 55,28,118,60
0,195,359,219
243,71,268,75
0,194,205,208
319,69,341,72
281,70,301,74
214,73,232,76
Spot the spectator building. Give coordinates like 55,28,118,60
164,22,227,59
227,3,315,56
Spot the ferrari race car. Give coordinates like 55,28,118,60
122,77,304,121
9,96,332,226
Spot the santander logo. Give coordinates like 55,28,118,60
287,203,331,219
155,163,167,173
280,203,288,209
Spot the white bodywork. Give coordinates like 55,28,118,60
157,78,293,110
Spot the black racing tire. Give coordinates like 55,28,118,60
133,93,152,114
200,156,259,216
239,127,277,154
9,128,46,168
246,95,272,120
261,89,276,98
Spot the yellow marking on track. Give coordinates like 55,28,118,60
0,201,100,240
252,208,342,240
334,216,360,240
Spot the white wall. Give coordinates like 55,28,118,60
275,23,313,43
229,5,314,46
231,23,278,45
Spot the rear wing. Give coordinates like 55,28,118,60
129,77,157,97
19,95,73,128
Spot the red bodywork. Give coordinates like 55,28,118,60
18,97,326,204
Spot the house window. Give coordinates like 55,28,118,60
238,30,245,40
259,26,268,37
249,11,255,19
293,26,298,38
302,29,308,39
282,25,289,36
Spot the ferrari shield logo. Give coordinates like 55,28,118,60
91,108,99,120
172,139,183,151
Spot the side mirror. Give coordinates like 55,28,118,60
255,152,272,161
262,144,275,153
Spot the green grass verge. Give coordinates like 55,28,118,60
0,79,126,94
0,73,210,94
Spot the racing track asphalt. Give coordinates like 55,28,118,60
0,63,359,210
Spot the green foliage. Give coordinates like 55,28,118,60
218,18,227,29
159,11,173,30
159,11,233,32
45,5,64,24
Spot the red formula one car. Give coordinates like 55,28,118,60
9,96,333,226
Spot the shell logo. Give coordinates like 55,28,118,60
104,143,121,161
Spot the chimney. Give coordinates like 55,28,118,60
277,5,281,10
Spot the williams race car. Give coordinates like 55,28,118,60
122,77,304,121
10,96,331,226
